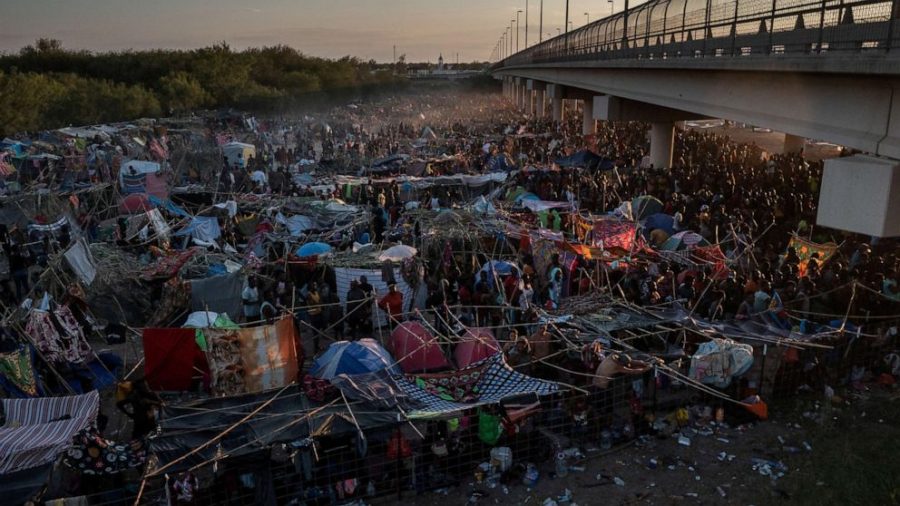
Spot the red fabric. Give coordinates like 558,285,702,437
590,220,637,253
119,194,153,215
378,292,403,319
454,328,500,368
142,328,209,391
389,321,450,373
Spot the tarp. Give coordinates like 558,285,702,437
378,244,417,262
0,391,99,474
143,328,209,391
631,195,663,220
689,338,754,388
119,193,154,215
64,239,97,286
189,272,245,325
521,200,572,213
393,355,558,419
642,213,676,235
454,328,501,368
388,321,450,373
174,216,221,243
310,339,399,380
296,241,331,258
334,267,413,327
589,219,638,253
205,317,300,396
660,230,709,251
555,150,613,170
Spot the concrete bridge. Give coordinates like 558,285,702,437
492,0,900,236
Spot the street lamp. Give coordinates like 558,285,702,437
565,0,569,34
525,0,529,48
539,0,544,43
516,10,522,53
510,19,515,54
585,12,590,25
608,0,614,15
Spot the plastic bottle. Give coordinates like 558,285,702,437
555,452,569,477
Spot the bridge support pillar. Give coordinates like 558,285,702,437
650,122,675,169
582,100,596,135
784,134,805,154
535,90,546,118
519,85,528,111
551,97,563,122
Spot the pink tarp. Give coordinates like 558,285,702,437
453,327,500,369
389,321,450,373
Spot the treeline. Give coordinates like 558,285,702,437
0,39,402,136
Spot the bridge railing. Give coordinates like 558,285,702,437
500,0,899,66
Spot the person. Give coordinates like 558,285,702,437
172,471,199,505
503,331,533,373
116,378,163,439
346,280,366,339
306,282,323,350
378,283,404,328
241,277,261,322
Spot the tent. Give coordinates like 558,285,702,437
223,142,256,168
478,260,519,280
310,339,400,380
388,321,450,373
631,195,664,220
378,244,417,262
660,230,710,251
454,328,501,368
296,241,332,258
555,150,613,170
643,213,676,235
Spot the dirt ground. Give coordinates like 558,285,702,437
683,122,843,162
375,389,900,506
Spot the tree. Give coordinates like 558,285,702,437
158,71,212,113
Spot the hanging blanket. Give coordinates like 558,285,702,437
64,430,147,475
408,363,489,402
205,317,299,396
24,306,92,364
0,345,41,397
787,235,838,277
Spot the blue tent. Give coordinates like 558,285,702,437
310,339,400,380
643,213,676,235
514,192,540,205
296,241,332,258
555,150,614,171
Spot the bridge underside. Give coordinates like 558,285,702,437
495,66,900,160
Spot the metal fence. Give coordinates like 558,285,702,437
502,0,899,65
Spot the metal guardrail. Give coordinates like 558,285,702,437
499,0,899,66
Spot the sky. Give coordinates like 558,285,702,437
0,0,631,62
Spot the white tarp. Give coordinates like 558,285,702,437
64,239,97,286
334,267,413,327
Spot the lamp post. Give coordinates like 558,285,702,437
539,0,544,43
585,12,590,25
608,0,614,15
565,0,569,34
516,10,522,52
525,0,529,48
510,20,515,54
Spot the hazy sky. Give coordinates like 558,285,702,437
0,0,632,62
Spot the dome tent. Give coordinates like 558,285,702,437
310,339,400,380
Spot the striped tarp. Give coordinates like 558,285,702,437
0,391,99,474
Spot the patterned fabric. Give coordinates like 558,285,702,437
788,235,838,277
394,355,558,419
0,346,40,397
589,220,637,253
408,364,488,402
0,391,99,474
25,306,93,364
64,430,146,475
206,317,299,396
121,173,146,194
141,248,196,280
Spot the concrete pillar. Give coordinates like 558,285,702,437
551,96,563,122
526,89,535,115
518,85,527,111
535,90,546,118
582,100,596,135
784,133,805,154
649,122,675,169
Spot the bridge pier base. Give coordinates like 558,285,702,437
784,133,805,154
582,100,596,135
650,122,675,169
535,90,546,118
551,97,563,122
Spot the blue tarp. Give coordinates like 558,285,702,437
310,339,400,380
643,213,676,235
296,241,331,258
555,150,614,170
174,216,221,242
147,195,191,218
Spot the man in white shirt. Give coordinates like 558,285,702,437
242,277,261,321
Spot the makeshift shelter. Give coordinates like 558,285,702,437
555,150,613,170
223,142,256,168
454,328,501,368
378,244,417,262
296,241,332,258
310,339,399,380
334,266,414,327
642,213,676,235
388,321,450,373
143,328,209,391
631,195,664,220
660,231,709,251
